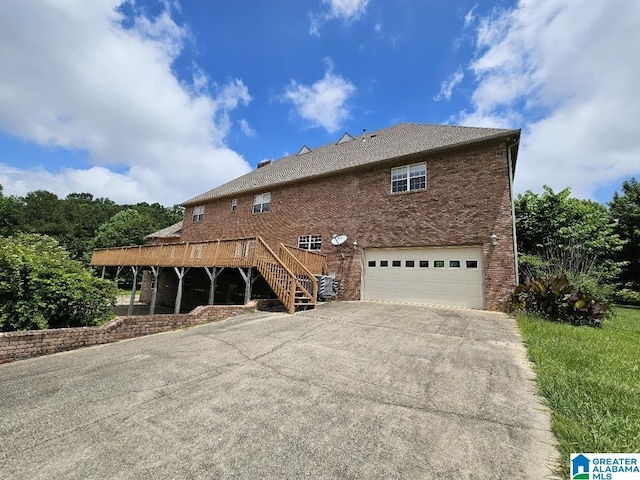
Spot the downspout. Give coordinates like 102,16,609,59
507,139,520,284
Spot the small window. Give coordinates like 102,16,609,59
231,199,237,212
298,235,322,251
192,205,204,222
419,260,429,268
253,192,271,213
406,260,415,267
434,260,445,268
466,260,478,268
391,162,426,193
392,260,401,267
449,260,461,268
368,260,376,267
380,261,389,267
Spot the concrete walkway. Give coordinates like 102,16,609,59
0,301,558,479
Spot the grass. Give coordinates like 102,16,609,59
517,307,640,478
116,287,140,296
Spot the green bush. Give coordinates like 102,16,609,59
518,251,615,303
0,233,116,331
612,288,640,306
511,275,609,327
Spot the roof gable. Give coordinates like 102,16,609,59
182,123,520,206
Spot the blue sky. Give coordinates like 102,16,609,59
0,0,638,206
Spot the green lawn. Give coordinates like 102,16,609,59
517,307,640,478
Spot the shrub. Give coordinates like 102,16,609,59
0,233,116,331
518,249,616,303
511,275,609,327
612,288,640,307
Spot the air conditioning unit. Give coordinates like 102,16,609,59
315,274,337,300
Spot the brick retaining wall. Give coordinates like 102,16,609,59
0,300,280,365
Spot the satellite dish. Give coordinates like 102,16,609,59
331,234,348,246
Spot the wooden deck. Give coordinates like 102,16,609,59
91,237,328,314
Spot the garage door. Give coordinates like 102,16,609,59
363,246,484,309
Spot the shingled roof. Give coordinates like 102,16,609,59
182,123,520,206
144,221,183,240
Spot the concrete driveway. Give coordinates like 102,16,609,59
0,301,558,479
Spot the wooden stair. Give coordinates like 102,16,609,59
254,237,317,313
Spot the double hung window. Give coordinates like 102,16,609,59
391,162,426,193
192,205,205,222
253,193,271,213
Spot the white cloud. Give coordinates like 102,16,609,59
374,23,382,34
308,13,322,36
464,5,477,27
434,69,464,101
457,0,640,199
238,119,255,138
283,63,356,133
323,0,369,21
0,0,252,205
308,0,369,36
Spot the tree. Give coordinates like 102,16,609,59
515,186,624,295
0,233,116,331
21,190,66,237
609,177,640,287
0,185,23,237
60,193,120,260
92,209,157,249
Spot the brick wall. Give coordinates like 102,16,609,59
180,139,516,311
0,303,276,365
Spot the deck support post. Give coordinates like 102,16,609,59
115,266,124,289
238,267,252,305
101,266,105,279
204,267,223,305
174,267,187,314
128,266,139,316
149,266,162,315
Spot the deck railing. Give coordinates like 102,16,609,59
90,238,257,268
280,245,328,275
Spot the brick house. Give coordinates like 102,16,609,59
92,123,520,313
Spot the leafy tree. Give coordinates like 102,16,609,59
92,209,157,249
0,185,23,237
515,186,624,296
609,177,640,288
21,190,66,237
128,202,183,230
60,193,120,260
0,233,116,331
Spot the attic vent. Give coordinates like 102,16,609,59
297,145,312,155
257,160,272,168
336,132,355,144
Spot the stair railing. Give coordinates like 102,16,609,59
254,237,297,313
277,244,317,305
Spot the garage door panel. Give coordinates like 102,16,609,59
363,247,483,308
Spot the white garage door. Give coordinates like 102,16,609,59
363,246,484,309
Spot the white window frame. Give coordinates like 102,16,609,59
298,235,322,251
231,199,237,212
192,205,205,222
253,192,271,213
391,162,426,193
